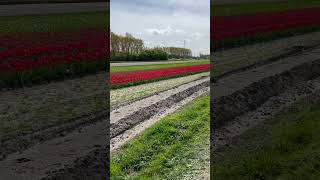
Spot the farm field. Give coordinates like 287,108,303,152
0,6,110,178
111,64,209,88
211,1,320,50
111,60,204,66
111,60,209,72
110,59,209,89
211,1,320,178
109,60,210,110
111,72,209,107
0,0,105,4
0,11,109,89
0,28,108,88
0,11,108,34
109,29,320,178
110,59,210,179
211,0,320,16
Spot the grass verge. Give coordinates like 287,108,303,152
211,0,320,16
111,95,210,180
213,97,320,180
111,60,209,73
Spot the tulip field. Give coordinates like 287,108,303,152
212,7,320,49
212,8,320,40
0,10,108,89
0,28,108,88
110,64,210,88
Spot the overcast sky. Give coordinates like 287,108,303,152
111,0,210,56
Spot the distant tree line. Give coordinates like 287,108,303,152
111,32,167,61
111,32,192,61
111,32,144,54
199,53,210,59
162,47,192,59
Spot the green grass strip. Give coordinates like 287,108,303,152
111,95,210,180
214,99,320,180
111,60,209,73
0,11,109,34
211,0,320,16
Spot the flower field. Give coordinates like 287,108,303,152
111,72,209,106
0,28,109,88
110,64,210,87
212,7,320,46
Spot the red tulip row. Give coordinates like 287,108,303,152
0,28,109,72
211,7,320,40
110,64,210,85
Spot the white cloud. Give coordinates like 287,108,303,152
145,26,186,36
111,0,210,56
